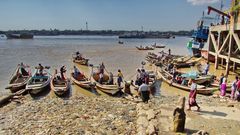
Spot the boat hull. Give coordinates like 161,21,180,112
92,72,120,95
26,75,51,95
27,82,50,95
73,59,89,66
51,79,70,97
157,69,215,95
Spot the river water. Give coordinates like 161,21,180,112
0,36,191,96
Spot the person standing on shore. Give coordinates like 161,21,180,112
140,69,146,84
236,77,240,100
231,76,238,100
168,48,171,55
203,62,210,75
220,78,227,97
188,79,200,111
138,81,150,103
117,69,123,88
135,69,142,86
218,73,225,91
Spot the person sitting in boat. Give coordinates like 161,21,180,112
18,62,29,77
38,63,44,76
76,51,83,60
99,72,104,84
117,69,123,88
176,75,182,84
73,66,80,78
108,72,114,85
138,81,150,103
181,77,188,86
60,65,67,80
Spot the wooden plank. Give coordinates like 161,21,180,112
226,34,233,76
210,33,218,52
230,57,240,63
232,33,240,50
218,33,230,53
209,51,216,56
219,54,228,59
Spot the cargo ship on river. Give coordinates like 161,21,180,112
6,33,34,39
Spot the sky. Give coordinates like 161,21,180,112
0,0,231,31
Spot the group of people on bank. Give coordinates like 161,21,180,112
219,73,240,101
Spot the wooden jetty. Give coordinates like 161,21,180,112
207,0,240,76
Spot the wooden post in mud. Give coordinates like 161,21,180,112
173,97,186,132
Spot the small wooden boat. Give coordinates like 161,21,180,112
26,68,51,95
136,46,154,50
70,68,92,90
157,69,216,95
51,70,70,96
6,64,31,93
118,41,124,44
72,53,89,66
152,44,165,48
92,72,120,95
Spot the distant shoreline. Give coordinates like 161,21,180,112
0,29,193,37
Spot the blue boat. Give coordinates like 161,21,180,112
188,12,210,57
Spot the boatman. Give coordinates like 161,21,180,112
60,65,67,80
38,63,44,76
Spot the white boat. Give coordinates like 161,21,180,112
26,68,51,95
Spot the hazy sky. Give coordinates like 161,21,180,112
0,0,231,31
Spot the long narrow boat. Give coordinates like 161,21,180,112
157,69,217,95
91,72,120,95
136,46,154,50
152,44,165,48
6,64,31,93
51,71,70,96
26,68,51,95
70,68,92,90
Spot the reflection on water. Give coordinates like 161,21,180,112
0,36,191,96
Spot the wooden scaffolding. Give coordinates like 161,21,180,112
208,0,240,76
